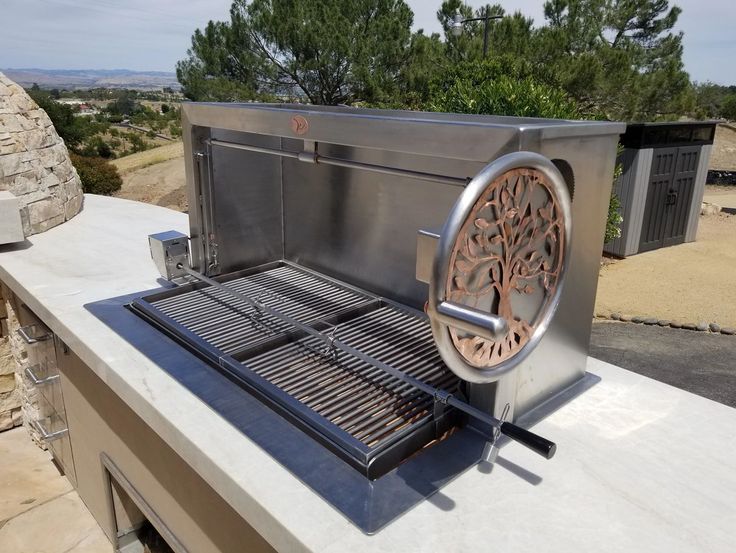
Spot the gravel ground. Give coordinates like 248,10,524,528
595,212,736,327
590,321,736,408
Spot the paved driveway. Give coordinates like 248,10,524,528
590,321,736,408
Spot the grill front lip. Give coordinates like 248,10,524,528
128,261,461,479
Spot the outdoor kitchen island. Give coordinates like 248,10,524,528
0,195,733,553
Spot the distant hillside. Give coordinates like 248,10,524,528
1,68,180,91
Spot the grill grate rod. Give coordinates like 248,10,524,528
179,265,557,460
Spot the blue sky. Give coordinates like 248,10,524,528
0,0,733,85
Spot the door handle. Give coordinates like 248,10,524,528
25,364,60,386
666,191,678,206
31,418,68,443
17,325,52,344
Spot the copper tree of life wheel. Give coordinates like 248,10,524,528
428,153,572,384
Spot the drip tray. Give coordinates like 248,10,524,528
128,262,461,479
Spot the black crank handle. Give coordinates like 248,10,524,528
500,422,557,459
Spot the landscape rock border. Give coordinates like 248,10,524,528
595,311,736,336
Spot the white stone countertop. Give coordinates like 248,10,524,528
0,194,733,553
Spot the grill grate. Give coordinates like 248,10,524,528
246,306,459,448
151,265,376,356
133,263,460,477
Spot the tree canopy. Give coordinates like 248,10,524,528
27,89,90,149
537,0,692,119
177,0,703,122
692,82,736,119
177,0,414,105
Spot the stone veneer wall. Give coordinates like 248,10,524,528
0,283,45,443
0,71,84,235
0,285,23,432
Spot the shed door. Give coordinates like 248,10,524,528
663,146,699,247
639,146,700,253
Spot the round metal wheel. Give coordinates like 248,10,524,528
428,152,572,383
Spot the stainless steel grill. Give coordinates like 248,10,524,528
91,102,624,532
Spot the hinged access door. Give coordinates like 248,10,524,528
639,145,700,253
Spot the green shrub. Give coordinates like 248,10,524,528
605,191,623,243
96,140,113,159
722,95,736,121
70,153,123,196
81,136,114,159
605,153,624,244
424,57,580,119
126,133,150,153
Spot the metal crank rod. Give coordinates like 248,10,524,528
207,138,469,188
179,265,556,460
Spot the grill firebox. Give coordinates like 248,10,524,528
130,262,461,478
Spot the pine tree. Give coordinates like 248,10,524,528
177,0,414,105
537,0,692,119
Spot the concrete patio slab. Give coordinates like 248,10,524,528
0,427,111,553
0,491,111,553
0,426,72,521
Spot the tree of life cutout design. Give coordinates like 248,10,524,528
446,168,565,368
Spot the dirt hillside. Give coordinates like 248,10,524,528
113,142,187,211
709,124,736,171
111,142,183,175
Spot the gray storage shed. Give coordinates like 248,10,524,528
605,121,717,257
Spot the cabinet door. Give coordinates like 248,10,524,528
52,337,77,487
17,305,76,487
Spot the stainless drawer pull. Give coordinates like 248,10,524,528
17,324,52,344
31,418,68,443
25,364,60,386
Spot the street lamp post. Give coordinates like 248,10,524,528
451,8,504,57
